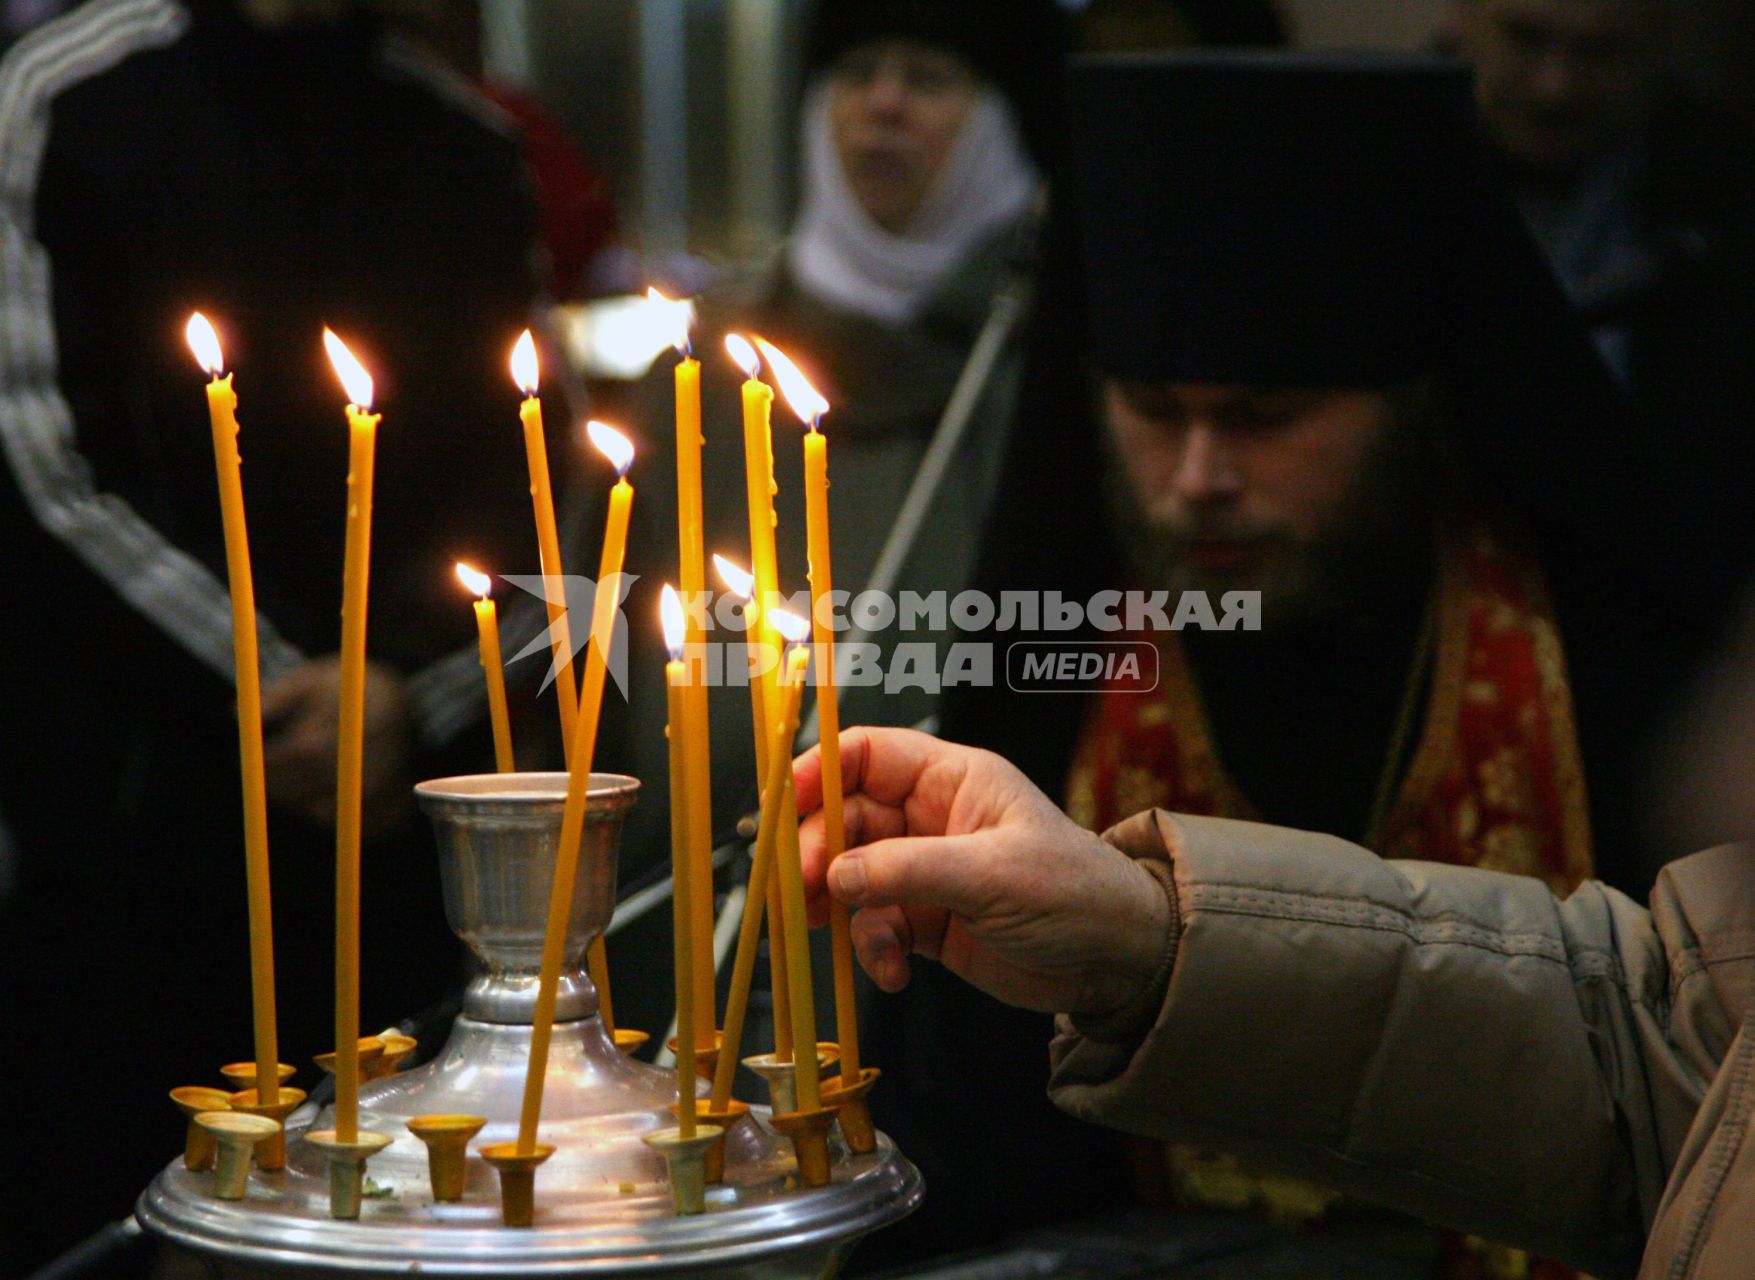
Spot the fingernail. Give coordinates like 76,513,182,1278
830,855,866,900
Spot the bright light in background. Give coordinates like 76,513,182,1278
558,292,699,381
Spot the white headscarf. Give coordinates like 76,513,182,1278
787,80,1040,326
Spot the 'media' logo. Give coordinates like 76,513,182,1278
1005,642,1159,693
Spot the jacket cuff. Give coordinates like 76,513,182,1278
1067,812,1182,1044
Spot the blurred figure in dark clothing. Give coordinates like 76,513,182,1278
1078,0,1287,51
0,0,549,1268
1445,0,1755,642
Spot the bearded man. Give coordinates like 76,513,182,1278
857,52,1660,1275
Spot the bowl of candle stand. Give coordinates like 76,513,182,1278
138,772,921,1275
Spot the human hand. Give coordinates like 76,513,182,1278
262,656,414,838
794,728,1171,1019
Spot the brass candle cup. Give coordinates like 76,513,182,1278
742,1048,836,1117
666,1029,724,1083
768,1106,838,1189
313,1035,386,1080
613,1028,651,1055
479,1142,555,1227
227,1086,307,1172
303,1129,393,1220
642,1124,724,1215
218,1061,295,1093
819,1066,881,1156
195,1111,281,1200
366,1031,417,1079
406,1113,487,1202
676,1098,749,1184
170,1087,233,1171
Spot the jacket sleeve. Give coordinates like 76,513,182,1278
1049,811,1750,1279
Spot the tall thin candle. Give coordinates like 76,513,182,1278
516,422,634,1156
457,563,515,773
186,313,279,1109
323,328,380,1145
660,585,699,1137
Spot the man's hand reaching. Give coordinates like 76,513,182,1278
794,728,1172,1021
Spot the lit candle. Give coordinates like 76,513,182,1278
511,330,579,755
764,616,820,1112
756,338,861,1080
186,313,280,1110
660,585,699,1137
657,291,717,1029
456,563,515,774
724,335,795,1061
712,554,792,1063
323,328,381,1145
708,608,814,1114
516,421,634,1156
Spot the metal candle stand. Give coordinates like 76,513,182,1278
137,772,920,1277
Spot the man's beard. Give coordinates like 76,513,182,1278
1103,399,1442,631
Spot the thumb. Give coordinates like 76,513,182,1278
830,834,991,918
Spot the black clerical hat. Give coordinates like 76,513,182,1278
1069,51,1542,385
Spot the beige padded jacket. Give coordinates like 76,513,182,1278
1049,811,1755,1280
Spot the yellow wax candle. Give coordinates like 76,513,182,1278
323,329,381,1145
724,336,795,1058
517,422,634,1156
708,621,812,1113
511,331,579,755
457,564,515,774
767,640,820,1111
661,586,699,1137
187,314,280,1109
759,336,862,1080
711,556,793,1061
670,336,718,1030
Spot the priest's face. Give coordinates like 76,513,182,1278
827,39,980,233
1102,383,1432,623
1449,0,1657,177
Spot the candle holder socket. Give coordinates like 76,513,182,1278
195,1111,281,1200
613,1028,651,1055
405,1113,487,1202
169,1087,233,1171
642,1124,724,1215
820,1067,881,1155
303,1129,393,1220
366,1031,418,1080
478,1141,555,1227
227,1086,307,1171
768,1106,838,1189
680,1098,749,1184
742,1048,836,1117
218,1061,295,1094
667,1029,724,1083
313,1036,386,1080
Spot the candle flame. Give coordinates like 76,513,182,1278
455,562,492,599
586,420,634,477
724,333,761,382
771,607,811,645
660,583,686,658
713,554,755,601
646,287,695,356
754,338,829,427
185,312,225,376
511,329,540,395
323,329,374,410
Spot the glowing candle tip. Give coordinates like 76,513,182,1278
587,420,634,477
455,562,492,599
185,312,224,376
724,333,761,381
713,554,755,601
754,338,829,427
660,583,686,659
511,329,540,396
323,329,374,410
